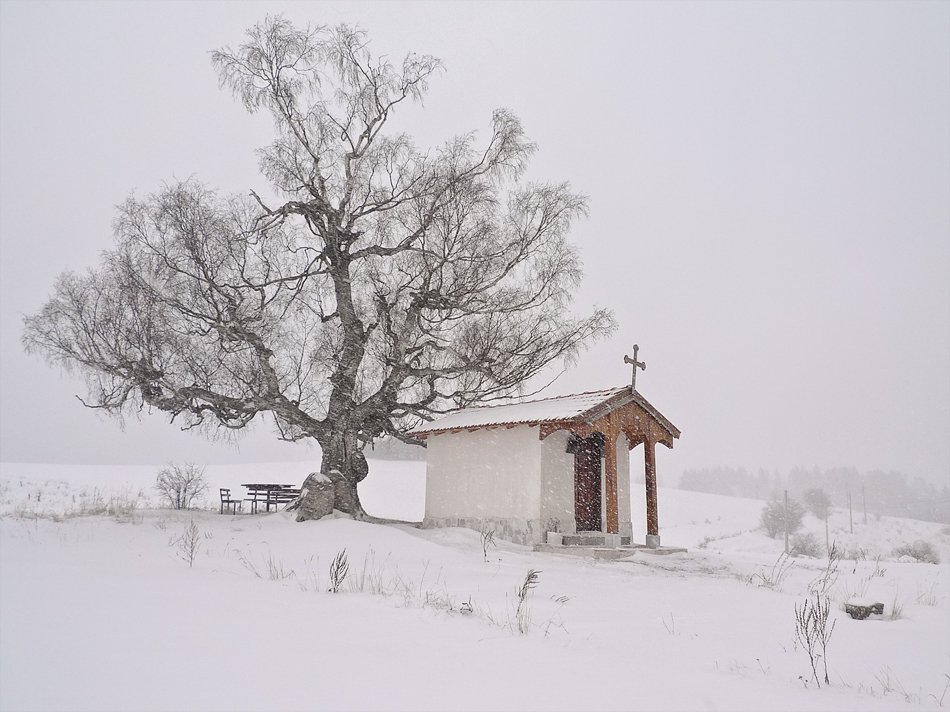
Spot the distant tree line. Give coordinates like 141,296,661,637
366,437,426,461
678,466,950,524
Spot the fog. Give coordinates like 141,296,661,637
1,1,947,485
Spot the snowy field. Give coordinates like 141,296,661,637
1,460,948,712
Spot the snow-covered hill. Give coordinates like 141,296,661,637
1,460,947,711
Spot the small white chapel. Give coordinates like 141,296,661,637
411,350,681,548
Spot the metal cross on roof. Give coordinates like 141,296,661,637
623,345,646,392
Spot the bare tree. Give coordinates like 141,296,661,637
22,17,613,520
154,463,208,510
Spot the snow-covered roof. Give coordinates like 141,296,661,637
412,385,681,436
412,387,628,434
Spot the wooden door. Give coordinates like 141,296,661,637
574,438,602,531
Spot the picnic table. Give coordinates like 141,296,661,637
241,483,302,514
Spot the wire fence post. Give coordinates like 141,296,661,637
784,489,790,555
825,516,830,556
848,488,853,534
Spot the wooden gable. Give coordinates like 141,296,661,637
538,389,680,449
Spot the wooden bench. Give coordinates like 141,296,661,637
219,488,242,515
242,484,300,514
244,487,269,514
267,488,302,511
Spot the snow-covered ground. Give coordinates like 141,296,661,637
1,460,947,712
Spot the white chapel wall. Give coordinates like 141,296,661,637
423,426,543,544
539,430,576,534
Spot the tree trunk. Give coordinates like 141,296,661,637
295,432,369,522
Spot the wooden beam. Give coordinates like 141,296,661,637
604,426,619,534
644,438,659,536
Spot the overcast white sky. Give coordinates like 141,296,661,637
1,1,947,485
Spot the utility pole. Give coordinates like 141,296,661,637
862,486,868,525
784,489,790,555
848,488,854,534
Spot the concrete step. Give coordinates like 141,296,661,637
533,543,689,558
559,533,632,546
533,544,639,560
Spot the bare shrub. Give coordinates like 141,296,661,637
795,593,836,688
789,532,821,558
802,488,832,520
892,540,940,564
760,496,804,539
154,463,207,510
329,549,349,593
175,520,202,567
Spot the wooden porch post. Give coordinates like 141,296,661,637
644,438,659,538
604,431,619,534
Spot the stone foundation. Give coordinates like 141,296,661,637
423,516,545,545
422,516,636,547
